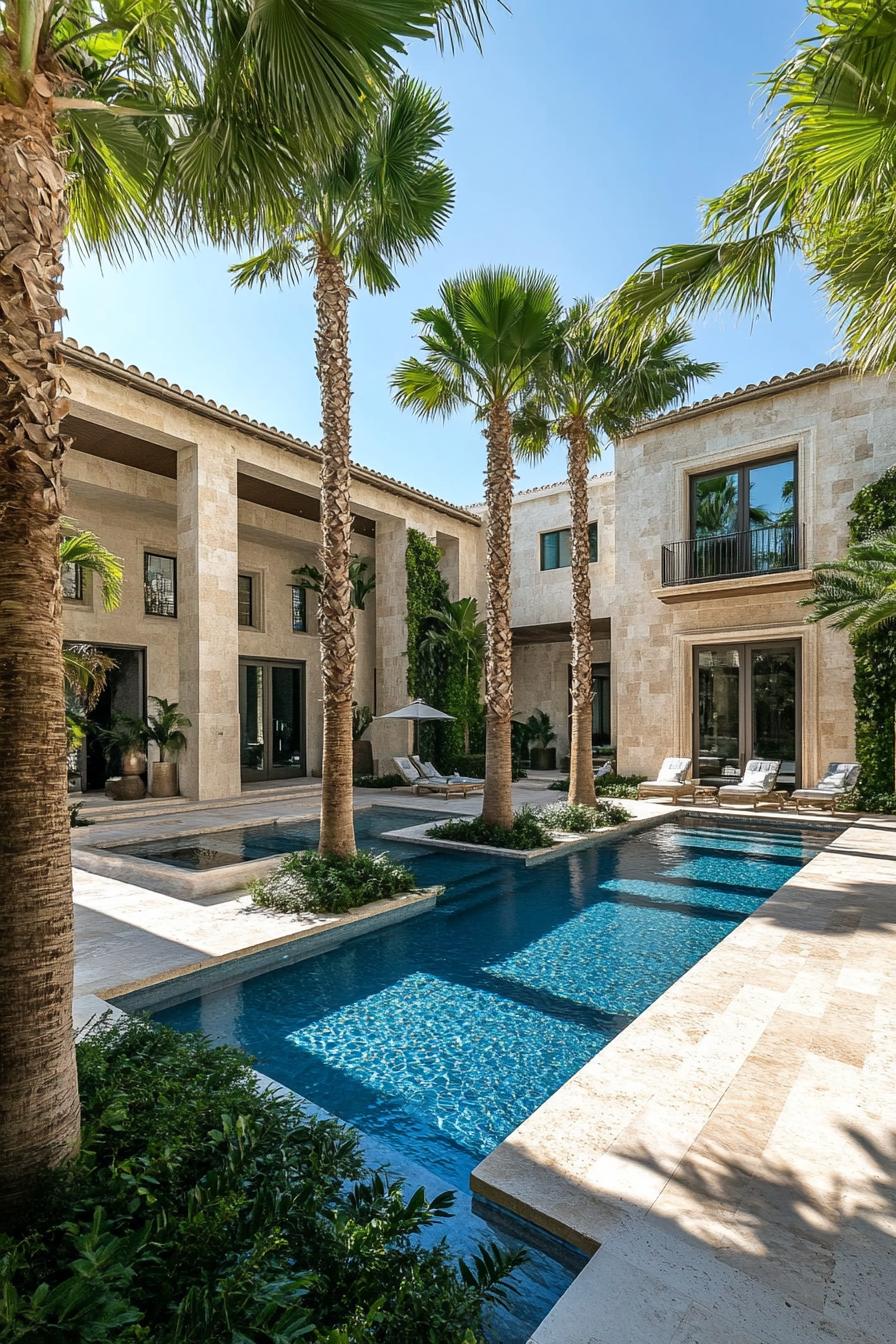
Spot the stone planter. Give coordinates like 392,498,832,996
352,739,374,777
150,760,179,798
121,749,146,777
529,747,557,771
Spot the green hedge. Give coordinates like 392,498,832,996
0,1019,522,1341
848,467,896,796
440,752,527,782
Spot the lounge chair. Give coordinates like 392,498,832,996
636,757,694,803
790,763,861,814
410,755,485,788
717,759,784,809
392,757,483,798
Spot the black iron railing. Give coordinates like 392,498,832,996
661,523,802,588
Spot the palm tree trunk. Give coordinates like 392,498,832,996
566,421,597,807
482,402,514,828
314,243,356,857
0,87,80,1223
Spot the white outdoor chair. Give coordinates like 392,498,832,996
392,757,482,798
791,763,861,813
717,760,784,809
636,757,694,803
410,755,484,788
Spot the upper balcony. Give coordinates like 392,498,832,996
659,522,810,599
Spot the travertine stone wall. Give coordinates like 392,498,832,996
513,637,612,764
510,474,615,628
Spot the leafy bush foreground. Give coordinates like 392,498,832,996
428,806,555,851
538,800,632,831
250,849,416,914
548,772,646,799
0,1019,522,1343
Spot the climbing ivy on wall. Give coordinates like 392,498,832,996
848,466,896,797
405,530,465,765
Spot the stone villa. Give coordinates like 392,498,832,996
62,342,893,797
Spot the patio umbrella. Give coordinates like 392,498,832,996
375,698,455,756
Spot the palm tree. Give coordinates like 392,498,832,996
393,268,562,827
515,307,716,805
232,77,454,858
604,1,896,372
0,0,491,1224
803,530,896,635
422,596,486,752
293,557,376,612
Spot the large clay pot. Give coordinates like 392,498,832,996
529,747,557,771
150,760,179,798
105,775,146,801
121,749,146,777
352,739,374,777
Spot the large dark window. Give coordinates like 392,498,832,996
694,640,800,788
540,522,597,571
144,552,176,618
291,585,307,632
684,453,798,580
567,662,611,748
238,574,254,627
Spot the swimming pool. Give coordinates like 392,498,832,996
151,811,831,1336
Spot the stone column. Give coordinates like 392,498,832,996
177,439,241,800
368,517,412,771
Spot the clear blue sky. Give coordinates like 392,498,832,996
62,0,835,504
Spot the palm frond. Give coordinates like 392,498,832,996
803,527,896,633
60,526,124,611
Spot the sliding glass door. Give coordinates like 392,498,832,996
239,659,306,781
694,642,800,788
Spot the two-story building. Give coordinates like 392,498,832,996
60,339,484,800
509,361,894,789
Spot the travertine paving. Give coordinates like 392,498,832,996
472,814,896,1344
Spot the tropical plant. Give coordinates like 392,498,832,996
352,702,373,741
604,1,896,373
146,696,191,761
250,849,416,915
60,526,123,724
95,712,149,764
0,0,490,1218
538,799,631,831
233,77,455,860
393,267,562,826
422,596,486,752
294,556,376,611
524,708,556,751
515,306,715,805
428,805,555,851
802,530,896,635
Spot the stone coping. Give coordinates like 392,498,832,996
471,813,896,1344
104,886,440,1011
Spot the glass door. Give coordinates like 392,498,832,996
240,660,306,781
694,641,800,788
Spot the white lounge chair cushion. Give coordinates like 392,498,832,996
410,755,436,779
393,757,420,785
656,757,691,785
731,759,780,792
818,762,860,791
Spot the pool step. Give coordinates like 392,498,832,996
71,781,322,825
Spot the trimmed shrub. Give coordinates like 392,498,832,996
428,806,554,851
547,772,645,799
840,788,896,815
250,849,416,915
538,800,632,832
353,772,407,788
0,1018,522,1341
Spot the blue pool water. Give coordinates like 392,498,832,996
152,809,830,1337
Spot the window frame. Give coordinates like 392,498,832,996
61,559,84,603
238,573,255,628
539,521,598,571
290,584,307,633
689,451,798,540
143,551,177,619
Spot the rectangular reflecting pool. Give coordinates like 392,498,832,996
149,811,832,1339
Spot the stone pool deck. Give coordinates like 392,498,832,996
473,812,896,1344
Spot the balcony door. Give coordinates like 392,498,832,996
694,642,800,788
239,659,306,781
689,453,798,580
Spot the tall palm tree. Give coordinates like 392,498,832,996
0,0,491,1223
515,308,716,805
232,77,454,858
393,268,562,827
803,530,896,635
604,1,896,372
423,596,486,752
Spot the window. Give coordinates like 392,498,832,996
688,453,798,577
238,574,254,627
540,522,597,571
61,561,83,602
144,552,176,617
291,585,307,633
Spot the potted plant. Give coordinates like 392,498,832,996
352,703,374,777
146,697,192,797
526,709,557,771
96,713,149,800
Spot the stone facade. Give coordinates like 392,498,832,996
510,363,896,785
62,342,484,798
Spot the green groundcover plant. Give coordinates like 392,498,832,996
250,850,416,915
0,1019,521,1342
352,773,407,789
548,772,645,799
428,806,555,851
538,800,632,832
